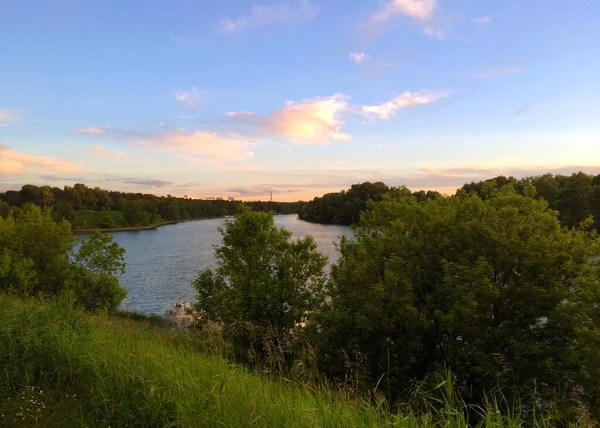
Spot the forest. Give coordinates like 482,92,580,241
299,172,600,230
0,183,304,229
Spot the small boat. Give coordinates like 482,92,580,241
163,302,197,328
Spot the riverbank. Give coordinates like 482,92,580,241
72,216,231,234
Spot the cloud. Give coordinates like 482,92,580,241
472,15,492,24
228,94,351,144
472,65,525,79
175,87,203,108
118,178,173,188
74,127,106,135
90,145,124,157
423,27,444,39
361,91,442,119
369,0,436,24
0,145,81,175
349,52,366,64
222,185,303,198
513,104,532,117
218,0,320,33
0,109,19,125
136,129,256,161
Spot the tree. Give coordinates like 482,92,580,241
0,206,128,312
316,187,600,418
193,209,327,367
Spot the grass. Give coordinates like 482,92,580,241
0,295,579,427
72,210,127,229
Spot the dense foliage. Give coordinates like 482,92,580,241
298,181,441,225
0,183,304,229
461,172,600,230
199,183,600,423
316,185,600,419
193,208,327,370
0,205,127,311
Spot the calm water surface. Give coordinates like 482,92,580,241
109,215,352,314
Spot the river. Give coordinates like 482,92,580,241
109,215,352,314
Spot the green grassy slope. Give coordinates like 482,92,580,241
0,296,560,427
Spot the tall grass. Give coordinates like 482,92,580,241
0,296,581,427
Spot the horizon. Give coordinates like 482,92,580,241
1,1,600,202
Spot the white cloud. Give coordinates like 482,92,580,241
424,27,444,39
472,15,492,24
362,91,442,119
349,52,366,64
228,94,352,144
91,145,124,157
175,87,203,108
74,127,106,135
0,109,19,125
218,0,320,33
369,0,436,24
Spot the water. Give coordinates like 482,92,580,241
109,215,352,314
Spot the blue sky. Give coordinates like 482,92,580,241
1,0,599,201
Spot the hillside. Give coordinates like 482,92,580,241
0,296,561,427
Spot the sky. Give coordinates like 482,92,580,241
1,0,600,201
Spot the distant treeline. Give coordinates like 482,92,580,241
299,181,442,225
299,172,600,230
0,184,304,229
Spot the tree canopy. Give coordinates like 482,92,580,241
316,186,600,417
0,205,128,312
193,208,327,367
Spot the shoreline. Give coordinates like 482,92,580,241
72,216,232,234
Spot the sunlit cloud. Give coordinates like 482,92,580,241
349,52,366,64
0,144,81,175
90,145,124,157
74,127,106,135
0,109,19,126
368,0,436,23
228,94,351,144
361,91,443,120
175,87,203,108
135,129,256,161
472,15,492,24
217,0,320,33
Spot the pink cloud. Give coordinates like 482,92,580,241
135,129,256,161
74,127,106,135
369,0,436,23
0,145,81,175
229,94,352,144
90,145,124,157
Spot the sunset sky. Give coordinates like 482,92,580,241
1,0,599,201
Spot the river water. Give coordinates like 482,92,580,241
109,215,352,314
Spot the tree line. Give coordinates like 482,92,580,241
298,181,442,224
299,172,600,231
0,183,304,229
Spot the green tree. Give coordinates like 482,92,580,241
316,187,600,418
0,206,128,312
70,230,127,311
193,209,327,367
